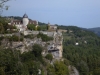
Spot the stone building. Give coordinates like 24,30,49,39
8,13,38,31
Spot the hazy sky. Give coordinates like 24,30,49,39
2,0,100,28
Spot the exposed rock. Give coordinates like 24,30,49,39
68,65,79,75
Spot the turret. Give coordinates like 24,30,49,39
22,13,29,30
23,13,29,26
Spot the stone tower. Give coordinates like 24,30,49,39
22,13,29,30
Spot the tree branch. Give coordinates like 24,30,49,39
0,0,11,4
0,0,11,15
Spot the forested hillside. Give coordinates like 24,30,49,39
88,27,100,36
59,26,100,75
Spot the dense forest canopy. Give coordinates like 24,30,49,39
59,26,100,75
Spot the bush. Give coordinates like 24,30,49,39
32,44,43,58
9,35,23,42
45,53,53,61
37,32,53,42
21,51,35,62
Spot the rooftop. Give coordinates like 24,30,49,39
23,13,28,18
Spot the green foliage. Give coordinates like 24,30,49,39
37,26,41,31
21,52,35,62
0,17,17,33
0,36,70,75
62,26,100,75
45,53,53,61
0,36,4,41
27,24,35,30
39,25,47,31
54,61,69,75
47,64,56,75
0,23,4,33
38,22,47,25
0,34,23,45
47,25,50,30
93,68,100,75
9,35,23,42
32,44,43,59
47,61,69,75
0,48,20,75
27,24,41,31
37,32,53,42
0,46,43,75
0,17,8,33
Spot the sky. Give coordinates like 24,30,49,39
2,0,100,28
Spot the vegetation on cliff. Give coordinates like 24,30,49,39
59,26,100,75
0,44,69,75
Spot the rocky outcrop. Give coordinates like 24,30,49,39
68,65,79,75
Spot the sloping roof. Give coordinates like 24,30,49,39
29,20,37,25
23,13,28,18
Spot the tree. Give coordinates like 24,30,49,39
21,51,35,62
27,24,35,30
32,44,43,58
47,61,69,75
0,48,20,75
47,25,50,30
0,23,4,33
45,53,53,61
54,61,69,75
37,26,41,31
37,32,53,42
39,25,47,31
0,0,12,14
62,26,100,75
93,68,100,75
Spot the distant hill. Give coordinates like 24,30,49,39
88,27,100,36
68,27,100,37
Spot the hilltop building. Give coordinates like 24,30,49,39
7,14,63,59
8,13,38,31
47,22,57,31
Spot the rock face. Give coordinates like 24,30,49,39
23,31,63,59
68,65,79,75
